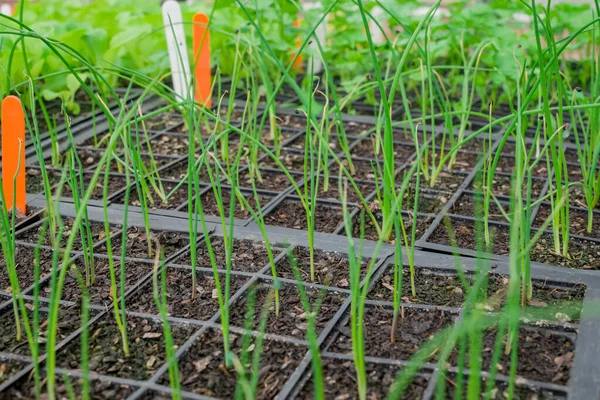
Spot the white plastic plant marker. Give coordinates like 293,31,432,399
162,0,192,100
370,6,387,45
303,2,327,75
0,4,12,16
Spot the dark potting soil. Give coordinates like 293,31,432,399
350,139,416,163
97,227,188,260
316,178,375,204
275,114,310,130
0,246,58,292
329,307,455,361
158,159,215,182
468,173,546,199
61,174,128,201
40,257,154,306
25,168,63,194
219,107,251,122
276,246,367,288
147,134,200,156
391,127,427,145
144,111,184,132
5,374,137,400
411,170,467,192
264,199,344,234
0,304,87,357
30,148,106,171
428,218,511,256
160,329,306,398
447,326,575,385
430,217,600,270
95,154,175,174
330,159,388,182
57,315,196,380
300,358,430,400
441,137,489,153
282,132,343,151
444,376,567,400
113,180,191,210
368,267,584,320
16,217,113,251
127,268,249,321
262,127,298,148
0,359,25,385
530,234,600,270
182,189,273,219
450,194,510,222
495,156,548,177
534,205,600,240
404,188,450,214
229,282,347,339
351,211,432,243
258,151,307,172
238,168,299,192
339,121,378,137
174,236,279,273
448,152,482,172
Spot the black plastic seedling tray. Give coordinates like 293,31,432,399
3,88,600,398
2,200,599,399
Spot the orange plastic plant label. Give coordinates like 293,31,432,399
1,96,26,215
291,18,303,71
193,13,211,108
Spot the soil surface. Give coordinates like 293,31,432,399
158,159,215,182
161,329,306,398
181,189,273,219
238,168,299,192
330,307,456,361
450,195,510,222
0,359,25,385
276,247,367,288
174,236,279,273
5,374,136,399
444,376,567,400
368,267,584,321
350,139,415,163
0,304,88,357
97,227,188,261
351,211,432,243
148,134,199,156
61,174,128,200
26,169,63,194
448,152,482,172
411,170,466,192
259,151,307,172
316,179,375,204
468,174,546,198
530,235,600,270
127,268,249,320
429,218,511,255
58,315,196,380
41,257,154,306
229,282,347,339
264,199,344,234
534,205,600,240
300,358,430,399
447,326,576,385
113,180,190,210
16,217,112,251
0,246,57,292
330,159,389,182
